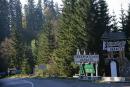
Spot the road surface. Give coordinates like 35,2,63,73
0,78,130,87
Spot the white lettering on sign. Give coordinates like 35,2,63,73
74,55,99,64
106,41,126,47
107,47,124,52
103,41,126,51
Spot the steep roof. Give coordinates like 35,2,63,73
101,32,127,40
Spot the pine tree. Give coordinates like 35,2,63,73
43,0,58,50
25,0,36,42
0,0,10,42
110,11,118,32
9,0,22,32
37,0,58,66
53,0,91,76
9,0,25,69
87,0,100,51
87,0,110,52
35,0,44,33
0,0,10,74
0,38,16,73
98,0,110,33
125,4,130,60
37,32,50,64
36,1,62,77
125,5,130,37
119,5,127,32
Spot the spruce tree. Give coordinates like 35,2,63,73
35,0,44,33
125,5,130,37
9,0,25,69
110,11,118,32
25,0,36,42
0,0,10,74
0,0,10,42
53,0,91,76
44,0,57,50
87,0,100,51
98,0,110,33
87,0,110,52
119,6,127,32
125,4,130,60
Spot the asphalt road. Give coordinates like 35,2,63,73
0,78,130,87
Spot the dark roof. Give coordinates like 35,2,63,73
101,32,127,40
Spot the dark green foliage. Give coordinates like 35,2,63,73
87,0,100,51
9,0,22,32
37,32,50,64
53,0,90,76
0,0,10,73
9,0,25,70
35,0,44,33
98,0,110,32
124,5,130,60
44,0,58,50
0,0,10,42
87,0,110,52
24,46,36,74
125,5,130,37
0,38,16,73
24,0,44,41
36,0,60,76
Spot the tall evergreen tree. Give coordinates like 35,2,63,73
0,38,16,74
43,0,58,50
125,5,130,37
9,0,25,69
53,0,90,76
37,0,58,64
110,11,118,32
9,0,22,32
35,0,44,33
87,0,100,51
119,5,127,31
25,0,36,42
125,4,130,60
0,0,10,42
87,0,110,52
0,0,10,74
98,0,110,33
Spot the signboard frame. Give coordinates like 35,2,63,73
74,55,99,64
103,41,126,51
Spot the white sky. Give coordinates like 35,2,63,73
20,0,63,5
106,0,129,16
20,0,129,18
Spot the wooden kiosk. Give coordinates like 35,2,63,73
101,31,127,77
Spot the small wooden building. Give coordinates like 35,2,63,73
101,31,127,77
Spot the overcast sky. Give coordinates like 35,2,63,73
20,0,129,18
106,0,129,15
20,0,62,5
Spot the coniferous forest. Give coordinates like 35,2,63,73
0,0,130,77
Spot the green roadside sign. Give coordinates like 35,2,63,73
84,64,95,73
79,64,95,75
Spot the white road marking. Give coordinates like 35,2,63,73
23,80,34,87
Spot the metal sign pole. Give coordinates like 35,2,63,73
96,63,98,77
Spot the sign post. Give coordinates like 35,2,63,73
74,49,99,78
